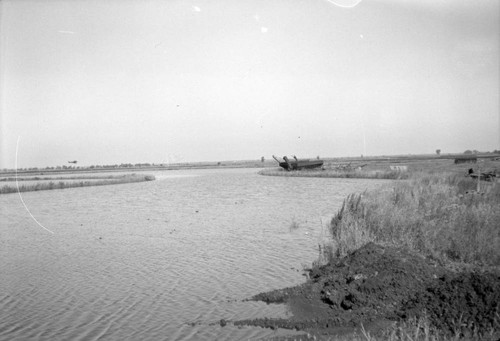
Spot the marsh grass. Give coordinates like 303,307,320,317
311,243,335,270
327,173,500,266
0,174,155,194
259,168,411,180
0,175,125,181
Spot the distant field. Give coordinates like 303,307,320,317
2,153,498,177
0,160,269,177
260,157,500,180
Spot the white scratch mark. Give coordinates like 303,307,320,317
58,30,75,34
325,0,363,8
15,136,54,234
193,6,201,12
360,34,364,39
261,27,268,33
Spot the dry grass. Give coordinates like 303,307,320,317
259,168,410,180
0,175,126,181
328,173,500,267
0,174,155,194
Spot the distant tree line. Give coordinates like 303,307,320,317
4,152,500,173
434,149,500,156
3,163,164,172
463,150,500,154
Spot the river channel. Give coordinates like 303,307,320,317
0,168,387,340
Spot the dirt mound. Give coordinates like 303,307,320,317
400,271,500,335
308,242,447,321
236,243,500,337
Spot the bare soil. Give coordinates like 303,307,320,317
235,243,500,339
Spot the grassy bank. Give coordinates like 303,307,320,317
326,173,500,267
308,172,500,340
0,173,155,194
253,163,499,339
259,168,410,180
0,175,128,181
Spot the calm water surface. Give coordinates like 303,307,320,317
0,168,387,340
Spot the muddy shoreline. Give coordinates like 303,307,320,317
235,243,500,339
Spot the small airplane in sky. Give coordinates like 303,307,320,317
68,160,78,164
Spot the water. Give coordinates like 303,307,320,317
0,168,387,340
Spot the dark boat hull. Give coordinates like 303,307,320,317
278,160,324,171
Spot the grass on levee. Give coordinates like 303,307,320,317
0,173,155,194
259,167,410,180
323,173,500,267
0,174,131,181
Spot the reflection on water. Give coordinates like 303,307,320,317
0,168,386,340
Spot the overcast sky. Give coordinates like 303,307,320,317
1,0,498,168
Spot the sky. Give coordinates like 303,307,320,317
0,0,498,168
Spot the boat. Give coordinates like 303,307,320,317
272,155,324,171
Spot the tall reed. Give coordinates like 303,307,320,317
329,173,500,266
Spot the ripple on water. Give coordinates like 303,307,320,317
0,168,387,340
